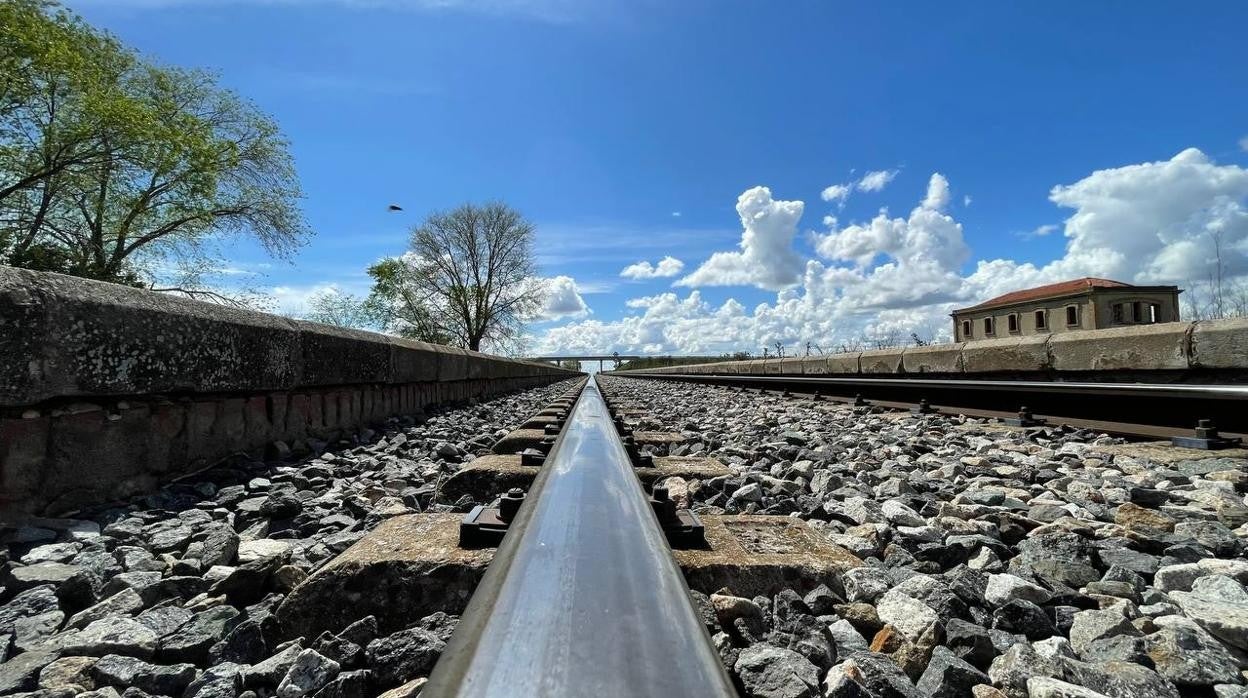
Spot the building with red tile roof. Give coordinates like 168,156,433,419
951,277,1181,342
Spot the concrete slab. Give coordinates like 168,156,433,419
520,414,559,429
799,357,830,374
826,351,861,375
440,455,732,502
776,357,807,375
276,513,860,641
634,431,686,447
643,456,731,482
492,428,546,454
1191,318,1248,369
961,334,1051,373
902,343,965,374
675,515,862,598
1049,324,1189,372
859,348,905,374
274,513,492,639
1090,441,1248,464
440,455,537,501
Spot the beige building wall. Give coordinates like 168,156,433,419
953,288,1180,342
1091,290,1182,327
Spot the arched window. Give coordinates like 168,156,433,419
1034,310,1047,330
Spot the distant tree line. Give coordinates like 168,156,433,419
615,353,751,371
0,0,307,300
1183,232,1248,321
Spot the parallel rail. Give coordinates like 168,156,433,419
424,377,737,697
612,373,1248,439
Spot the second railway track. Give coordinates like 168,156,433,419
611,371,1248,443
4,373,1248,698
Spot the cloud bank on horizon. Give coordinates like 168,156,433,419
534,147,1248,356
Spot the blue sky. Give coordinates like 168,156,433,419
71,0,1248,355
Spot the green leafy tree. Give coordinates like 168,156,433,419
363,256,454,344
1,1,308,292
1,0,147,266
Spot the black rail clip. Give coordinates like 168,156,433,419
613,415,631,436
1172,420,1243,451
537,434,558,454
1003,406,1046,428
459,488,526,548
649,486,705,549
911,398,936,415
519,448,546,467
852,394,869,407
621,435,654,468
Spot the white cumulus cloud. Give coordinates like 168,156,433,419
820,183,851,204
532,148,1248,356
922,173,950,211
537,275,590,321
675,186,805,290
857,169,899,193
1044,147,1248,283
619,256,685,279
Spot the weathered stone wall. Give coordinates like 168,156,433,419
0,268,577,519
616,318,1248,379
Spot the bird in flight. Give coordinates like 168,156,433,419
388,204,403,212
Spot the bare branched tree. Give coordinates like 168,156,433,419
373,202,544,352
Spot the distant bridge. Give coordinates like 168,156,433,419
530,355,642,362
529,355,641,371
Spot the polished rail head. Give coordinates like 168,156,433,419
424,377,738,697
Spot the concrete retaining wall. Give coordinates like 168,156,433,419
616,319,1248,379
0,268,577,519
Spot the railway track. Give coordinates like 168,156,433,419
611,372,1248,444
5,374,1248,698
424,377,736,696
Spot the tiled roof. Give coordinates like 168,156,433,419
956,277,1130,313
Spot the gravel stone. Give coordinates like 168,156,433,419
876,589,940,642
89,654,197,695
734,644,820,698
56,617,158,658
276,648,340,698
365,627,445,688
917,645,991,698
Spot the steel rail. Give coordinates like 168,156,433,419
614,373,1248,434
423,377,738,698
617,374,1248,399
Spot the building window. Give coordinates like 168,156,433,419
1035,310,1047,330
1065,305,1078,327
1112,303,1125,324
1132,302,1143,323
1007,313,1020,334
983,317,995,336
1149,304,1160,323
961,320,972,339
